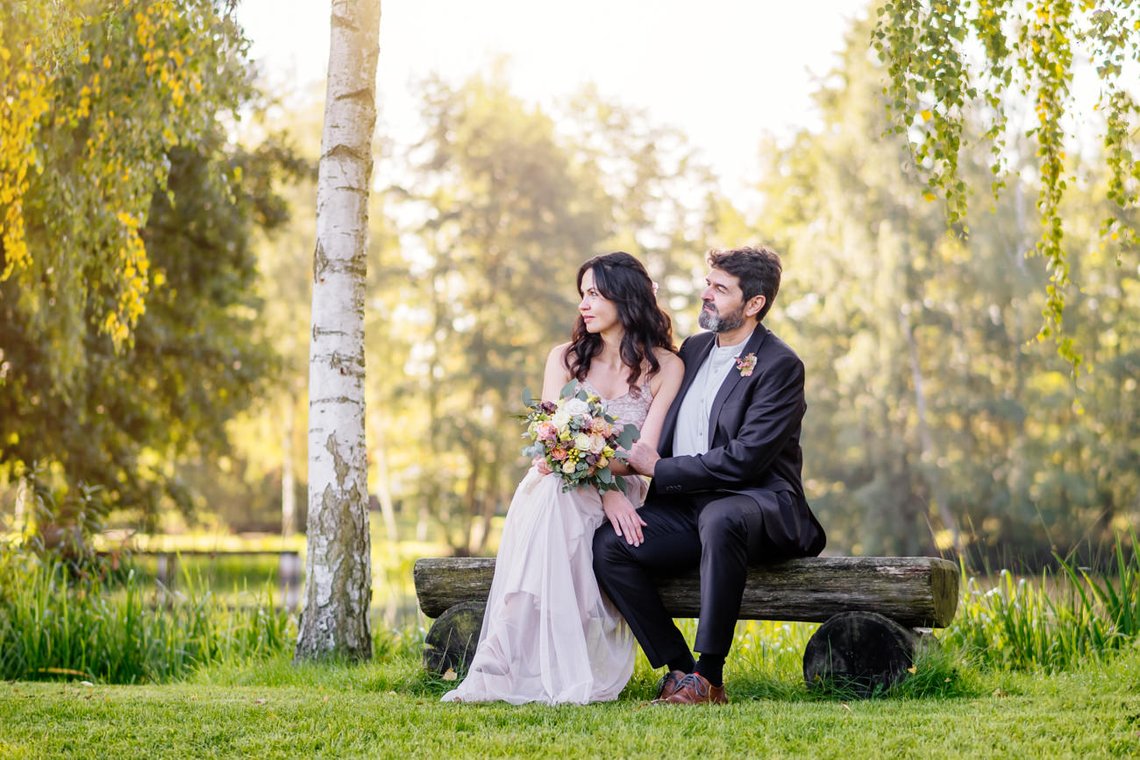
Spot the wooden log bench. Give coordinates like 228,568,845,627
413,555,960,696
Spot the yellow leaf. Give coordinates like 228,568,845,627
906,665,917,674
103,55,112,69
920,109,933,122
923,192,937,202
442,668,457,681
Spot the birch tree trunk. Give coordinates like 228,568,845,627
295,0,381,662
281,397,296,538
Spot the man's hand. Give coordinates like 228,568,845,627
602,490,647,547
627,441,660,477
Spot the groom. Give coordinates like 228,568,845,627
593,245,825,705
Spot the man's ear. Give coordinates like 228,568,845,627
744,294,766,319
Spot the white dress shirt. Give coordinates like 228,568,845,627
672,331,754,456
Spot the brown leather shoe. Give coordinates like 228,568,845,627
663,672,728,704
651,669,687,702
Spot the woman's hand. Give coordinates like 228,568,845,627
602,489,647,547
533,457,552,475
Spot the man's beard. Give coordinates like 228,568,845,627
698,300,746,333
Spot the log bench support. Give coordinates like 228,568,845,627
413,556,959,697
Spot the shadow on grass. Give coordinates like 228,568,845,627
410,640,987,704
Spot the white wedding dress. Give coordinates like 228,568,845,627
441,381,652,705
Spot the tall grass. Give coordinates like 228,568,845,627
0,550,293,683
944,534,1140,671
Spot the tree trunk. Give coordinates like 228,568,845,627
281,397,296,538
369,411,400,627
900,307,962,556
295,0,381,662
13,476,28,535
370,411,399,545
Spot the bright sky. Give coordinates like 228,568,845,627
236,0,869,196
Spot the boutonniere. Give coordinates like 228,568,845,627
735,353,757,377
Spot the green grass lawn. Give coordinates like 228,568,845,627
3,644,1139,758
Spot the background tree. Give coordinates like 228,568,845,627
385,72,722,556
759,12,1138,565
295,0,381,662
0,1,296,545
393,73,607,555
1,0,253,366
555,86,721,333
874,0,1140,366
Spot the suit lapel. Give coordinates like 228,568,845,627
708,326,769,436
658,332,715,455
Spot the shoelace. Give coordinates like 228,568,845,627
656,671,682,698
674,673,709,696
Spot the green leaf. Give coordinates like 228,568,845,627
616,423,639,450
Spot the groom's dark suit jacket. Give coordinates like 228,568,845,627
651,325,826,558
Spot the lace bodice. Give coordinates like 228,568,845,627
581,380,653,430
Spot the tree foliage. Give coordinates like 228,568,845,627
873,0,1140,367
0,0,252,375
0,1,297,532
387,73,718,555
763,13,1139,565
0,131,297,529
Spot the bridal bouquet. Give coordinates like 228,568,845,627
521,381,639,493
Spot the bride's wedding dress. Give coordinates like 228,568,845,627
441,381,652,705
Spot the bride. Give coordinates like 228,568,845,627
442,251,683,705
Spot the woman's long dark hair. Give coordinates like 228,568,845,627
566,252,675,393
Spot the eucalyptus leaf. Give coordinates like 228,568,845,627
616,423,639,450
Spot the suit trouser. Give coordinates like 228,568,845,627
593,490,788,668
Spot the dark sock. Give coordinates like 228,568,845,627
695,653,725,686
667,653,695,674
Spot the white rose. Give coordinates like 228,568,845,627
563,398,590,417
551,408,571,429
561,460,576,474
574,433,593,452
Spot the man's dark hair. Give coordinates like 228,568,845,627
708,245,782,322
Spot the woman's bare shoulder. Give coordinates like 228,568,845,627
546,343,575,378
653,347,684,374
548,342,572,366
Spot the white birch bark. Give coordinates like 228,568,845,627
281,397,296,538
295,0,381,661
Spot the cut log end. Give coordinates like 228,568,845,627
803,611,918,698
423,601,485,675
